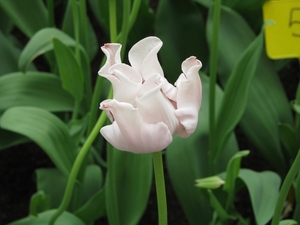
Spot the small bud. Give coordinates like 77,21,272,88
195,176,225,189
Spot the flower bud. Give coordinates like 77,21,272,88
195,176,225,189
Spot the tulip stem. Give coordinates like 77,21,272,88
48,111,107,225
209,0,221,174
153,151,168,225
271,149,300,225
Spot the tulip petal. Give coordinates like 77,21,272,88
137,75,181,135
98,43,122,75
129,36,164,80
100,99,172,154
175,56,202,137
102,64,142,104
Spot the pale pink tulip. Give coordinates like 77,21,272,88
99,36,202,154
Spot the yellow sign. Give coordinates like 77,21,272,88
263,0,300,59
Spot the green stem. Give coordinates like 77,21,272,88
120,0,130,58
48,111,107,225
87,0,118,133
271,149,300,225
87,68,104,134
109,0,117,43
106,145,120,225
153,151,168,225
128,0,141,31
117,0,141,44
209,0,221,175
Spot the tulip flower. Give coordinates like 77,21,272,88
99,36,202,154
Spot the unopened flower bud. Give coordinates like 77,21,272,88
195,176,225,189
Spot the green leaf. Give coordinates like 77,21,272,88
81,164,103,203
36,168,68,209
0,0,47,37
207,190,235,221
29,191,51,216
239,169,281,225
294,172,300,222
0,129,29,150
1,107,76,175
106,150,152,225
52,38,84,102
61,0,98,60
0,72,74,113
0,6,13,34
68,116,88,146
127,0,155,47
166,74,238,225
8,209,85,225
74,188,106,224
207,6,293,175
192,0,210,7
278,123,299,159
0,31,22,75
155,0,209,83
223,150,250,193
36,165,103,210
18,28,77,73
279,220,298,225
212,21,264,163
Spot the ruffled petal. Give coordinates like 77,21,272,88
128,36,164,80
161,77,177,101
136,74,180,135
175,56,202,137
98,43,122,75
102,64,142,105
100,99,173,153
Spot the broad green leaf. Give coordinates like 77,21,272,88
74,188,106,224
0,30,22,75
68,116,88,146
278,123,299,159
18,28,77,73
106,149,152,225
166,74,238,225
207,6,293,175
29,191,51,216
0,7,13,34
223,150,250,193
0,0,47,37
155,0,209,82
81,164,103,203
1,107,76,175
213,24,264,163
52,38,84,102
0,72,74,113
8,209,85,225
36,165,103,210
279,220,298,225
239,169,281,225
36,168,68,209
0,129,29,150
192,0,210,7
